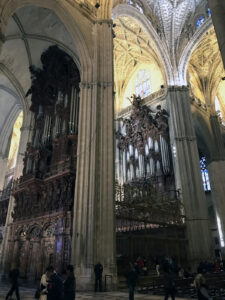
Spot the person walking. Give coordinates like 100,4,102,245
64,265,76,300
46,266,64,300
5,268,20,300
94,262,103,292
125,262,138,300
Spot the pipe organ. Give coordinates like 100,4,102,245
5,46,80,280
116,96,172,185
115,95,185,265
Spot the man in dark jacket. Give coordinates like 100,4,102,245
46,266,64,300
5,269,20,300
125,262,138,300
64,265,76,300
163,260,176,300
94,262,103,292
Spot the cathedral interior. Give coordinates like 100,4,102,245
0,0,225,290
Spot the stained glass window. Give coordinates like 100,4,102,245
135,70,151,98
207,8,211,17
196,16,205,28
200,156,211,191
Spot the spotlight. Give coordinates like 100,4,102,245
95,3,100,8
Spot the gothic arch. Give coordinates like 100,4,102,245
0,0,92,80
112,4,173,85
178,17,213,85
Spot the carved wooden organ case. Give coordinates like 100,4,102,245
8,46,80,277
115,95,182,229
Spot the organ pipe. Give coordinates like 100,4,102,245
160,135,170,175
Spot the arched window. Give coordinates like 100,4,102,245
196,16,205,28
135,70,151,98
207,8,211,17
200,156,211,191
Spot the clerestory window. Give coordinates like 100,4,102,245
135,70,151,99
200,156,211,192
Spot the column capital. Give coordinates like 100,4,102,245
94,19,113,26
79,81,113,89
167,85,189,92
175,136,197,142
20,126,32,132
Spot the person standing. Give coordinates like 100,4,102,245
64,265,76,300
5,268,20,300
46,266,64,300
39,269,49,300
194,273,212,300
94,262,103,292
163,261,176,300
125,262,138,300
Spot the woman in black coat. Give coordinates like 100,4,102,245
64,265,76,300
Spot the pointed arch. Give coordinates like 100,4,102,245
0,0,92,78
178,17,213,85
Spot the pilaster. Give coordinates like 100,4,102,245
72,20,117,290
167,86,212,266
207,114,225,249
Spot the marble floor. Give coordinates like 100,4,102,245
0,285,189,300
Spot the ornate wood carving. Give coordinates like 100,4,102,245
7,46,80,278
116,95,169,154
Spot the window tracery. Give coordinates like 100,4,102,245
200,156,211,192
135,70,151,98
196,16,205,28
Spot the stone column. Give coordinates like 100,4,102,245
0,112,33,274
209,0,225,67
72,21,117,290
167,86,212,266
0,31,7,191
207,114,225,249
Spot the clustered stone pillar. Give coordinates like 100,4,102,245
72,21,117,290
167,86,212,267
0,30,6,191
209,0,225,67
207,114,225,251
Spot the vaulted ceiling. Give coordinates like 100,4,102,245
143,0,207,47
113,15,165,111
188,28,224,105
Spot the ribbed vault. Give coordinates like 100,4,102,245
188,28,224,110
114,15,165,112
